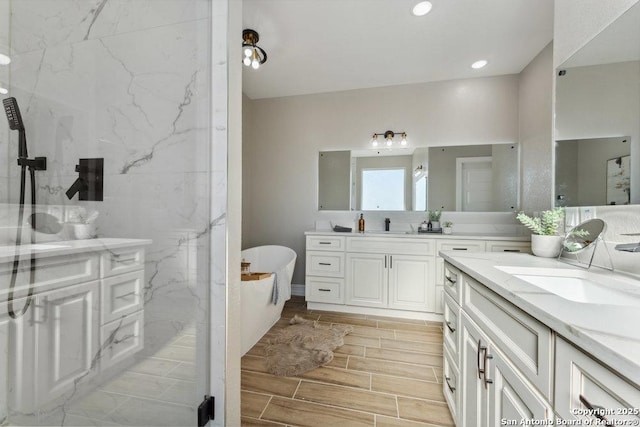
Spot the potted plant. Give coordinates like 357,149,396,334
442,221,453,234
516,207,565,257
428,210,442,230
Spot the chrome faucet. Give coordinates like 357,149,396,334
615,233,640,252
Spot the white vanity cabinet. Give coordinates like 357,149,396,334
4,240,149,413
459,312,551,427
305,235,346,304
555,337,640,425
446,260,553,426
346,237,435,312
33,281,100,407
305,232,529,320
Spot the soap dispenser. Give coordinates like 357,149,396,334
358,213,365,233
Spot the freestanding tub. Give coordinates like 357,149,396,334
240,245,297,355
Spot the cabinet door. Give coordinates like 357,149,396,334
487,346,553,425
460,313,488,427
35,281,100,406
388,254,434,311
346,253,387,307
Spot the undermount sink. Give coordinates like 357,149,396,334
513,274,639,305
495,266,640,306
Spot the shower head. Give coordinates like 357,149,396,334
3,97,28,158
3,97,25,131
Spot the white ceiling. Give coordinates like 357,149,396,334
242,0,554,100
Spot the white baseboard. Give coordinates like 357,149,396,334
291,283,305,297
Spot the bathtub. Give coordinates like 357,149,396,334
240,245,297,355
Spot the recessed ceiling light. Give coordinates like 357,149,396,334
412,1,433,16
0,53,10,65
471,60,488,69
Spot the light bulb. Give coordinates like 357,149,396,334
243,57,251,66
251,59,260,69
401,133,407,145
471,60,488,69
371,135,378,146
0,53,10,65
412,1,432,16
386,137,393,147
244,47,253,57
0,86,7,95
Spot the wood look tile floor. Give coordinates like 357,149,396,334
241,297,454,427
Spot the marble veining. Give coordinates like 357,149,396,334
1,0,215,424
441,250,640,387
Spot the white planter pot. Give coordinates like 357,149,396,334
531,234,563,258
431,221,440,230
442,227,452,235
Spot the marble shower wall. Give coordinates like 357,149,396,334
4,0,212,392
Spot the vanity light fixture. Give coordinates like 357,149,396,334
414,165,424,177
242,29,267,70
370,130,408,147
412,1,433,16
471,60,488,69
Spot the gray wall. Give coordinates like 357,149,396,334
519,43,555,212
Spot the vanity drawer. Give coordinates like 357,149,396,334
101,246,145,278
346,237,434,256
463,275,553,399
306,251,345,277
443,262,462,305
485,241,531,254
443,346,460,425
443,292,459,360
555,337,640,424
306,235,346,251
100,310,144,371
101,270,144,324
306,277,344,304
0,253,99,299
437,239,486,254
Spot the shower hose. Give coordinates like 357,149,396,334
8,164,36,319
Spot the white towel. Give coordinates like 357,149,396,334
271,266,292,305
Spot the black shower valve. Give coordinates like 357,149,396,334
66,158,104,201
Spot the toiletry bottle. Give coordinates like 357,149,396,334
385,218,390,231
358,214,365,233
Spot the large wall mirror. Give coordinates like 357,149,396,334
555,2,640,207
318,143,519,212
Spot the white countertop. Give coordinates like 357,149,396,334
440,250,640,387
0,238,152,264
305,231,530,241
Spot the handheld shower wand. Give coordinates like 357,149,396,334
3,97,28,158
3,97,46,319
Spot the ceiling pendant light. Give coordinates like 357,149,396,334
242,29,267,70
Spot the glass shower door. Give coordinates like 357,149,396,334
0,1,214,425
